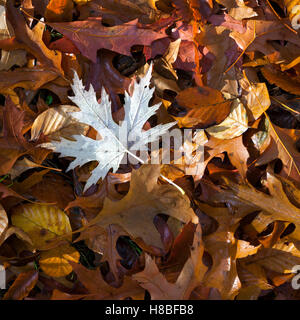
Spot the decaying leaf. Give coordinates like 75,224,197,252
261,65,300,96
0,98,31,175
203,135,250,179
241,240,300,274
197,203,247,299
0,0,63,74
53,261,144,300
8,157,48,179
220,171,300,229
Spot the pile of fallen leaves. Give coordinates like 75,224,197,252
0,0,300,300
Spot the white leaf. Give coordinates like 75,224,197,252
41,64,176,191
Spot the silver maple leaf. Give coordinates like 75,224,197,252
41,64,176,191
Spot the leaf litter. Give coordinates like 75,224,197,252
0,0,300,301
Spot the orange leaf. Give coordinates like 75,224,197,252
169,86,231,128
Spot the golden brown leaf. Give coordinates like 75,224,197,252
91,165,198,249
221,171,300,228
241,240,300,274
61,261,143,300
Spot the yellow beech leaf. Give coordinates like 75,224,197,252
40,244,80,277
11,204,72,249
